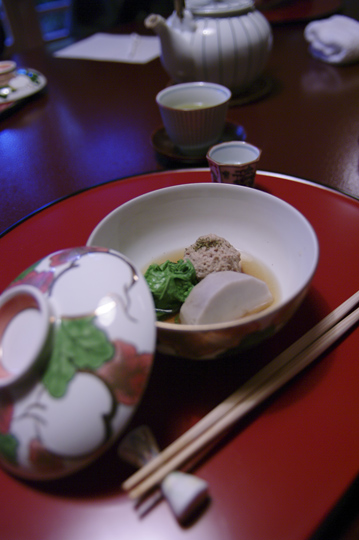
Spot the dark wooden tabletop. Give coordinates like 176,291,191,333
1,1,359,235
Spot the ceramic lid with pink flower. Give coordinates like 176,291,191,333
0,247,156,480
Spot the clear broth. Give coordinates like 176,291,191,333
144,249,281,325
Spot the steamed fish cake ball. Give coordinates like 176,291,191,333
184,234,241,280
180,271,273,325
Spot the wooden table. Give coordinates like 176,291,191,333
1,4,359,235
1,5,359,540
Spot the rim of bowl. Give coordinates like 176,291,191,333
88,183,319,333
0,60,16,75
156,82,232,110
207,141,262,164
0,284,52,387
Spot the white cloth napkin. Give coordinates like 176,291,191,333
54,33,160,64
304,15,359,65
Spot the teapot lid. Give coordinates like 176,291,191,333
186,0,254,16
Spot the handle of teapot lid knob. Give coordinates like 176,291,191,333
0,284,53,389
174,0,185,19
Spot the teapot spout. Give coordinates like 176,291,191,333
144,13,167,34
145,13,195,83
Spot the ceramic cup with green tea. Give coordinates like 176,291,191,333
156,81,231,156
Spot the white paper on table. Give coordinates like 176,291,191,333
54,32,161,64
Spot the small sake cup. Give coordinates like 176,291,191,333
156,82,231,156
207,141,261,187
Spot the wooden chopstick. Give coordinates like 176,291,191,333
122,291,359,499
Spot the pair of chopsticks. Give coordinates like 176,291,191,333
122,290,359,500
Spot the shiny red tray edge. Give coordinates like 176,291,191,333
1,169,358,241
259,170,359,201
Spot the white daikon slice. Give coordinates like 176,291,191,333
180,271,273,325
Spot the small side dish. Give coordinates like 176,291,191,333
87,181,319,358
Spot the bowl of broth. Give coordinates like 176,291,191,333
88,183,319,359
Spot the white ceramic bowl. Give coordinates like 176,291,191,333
156,82,231,155
88,183,319,359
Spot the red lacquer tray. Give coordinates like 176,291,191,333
0,170,358,540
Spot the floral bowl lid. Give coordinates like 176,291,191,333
0,247,156,480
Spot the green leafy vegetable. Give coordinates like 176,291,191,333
144,259,198,320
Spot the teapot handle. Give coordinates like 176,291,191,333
0,285,53,388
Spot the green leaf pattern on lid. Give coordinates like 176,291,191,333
43,317,115,398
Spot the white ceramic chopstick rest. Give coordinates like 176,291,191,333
160,469,209,523
118,425,209,523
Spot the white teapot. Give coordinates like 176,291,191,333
145,0,273,94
